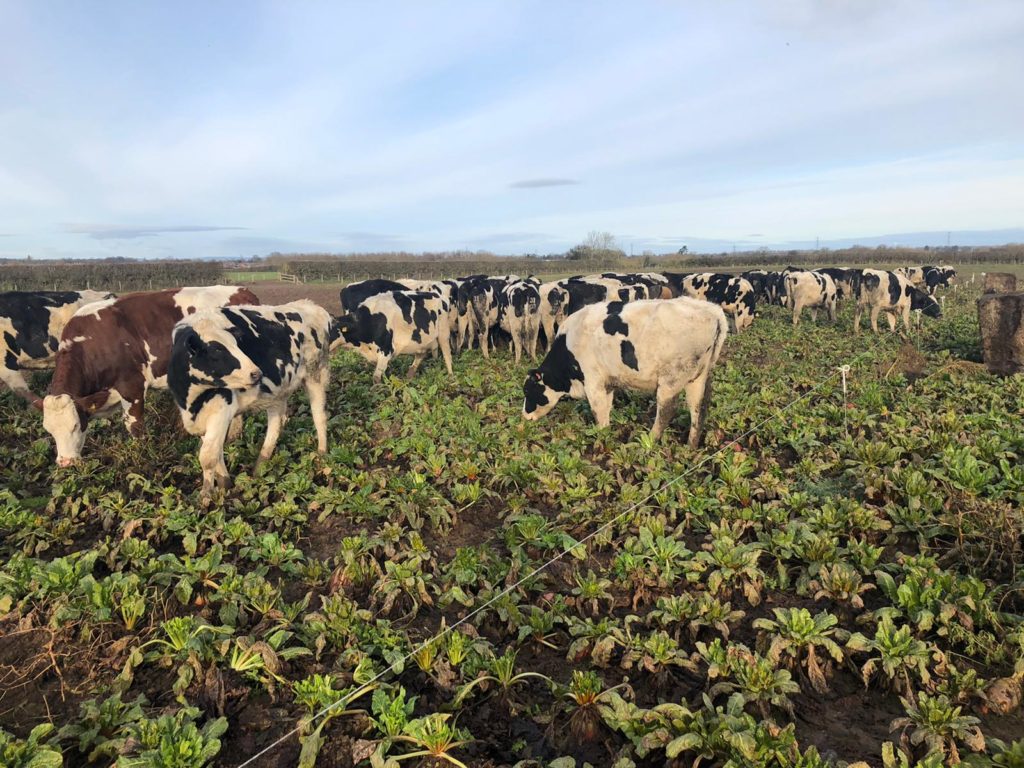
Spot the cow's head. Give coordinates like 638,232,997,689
522,368,566,421
176,327,260,389
42,391,112,466
910,288,942,318
331,313,358,349
522,335,583,421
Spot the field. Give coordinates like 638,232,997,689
1,278,1023,768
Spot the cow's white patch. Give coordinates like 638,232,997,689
43,394,85,465
73,298,117,320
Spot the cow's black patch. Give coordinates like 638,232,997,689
565,281,608,314
224,308,298,387
602,302,629,336
0,291,86,361
187,387,232,418
339,279,408,313
4,350,18,370
887,274,902,305
523,334,584,413
340,305,394,356
620,340,639,370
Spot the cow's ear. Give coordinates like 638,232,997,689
79,389,111,414
528,369,542,381
184,330,204,356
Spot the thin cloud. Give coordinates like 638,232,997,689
509,178,580,189
65,224,247,240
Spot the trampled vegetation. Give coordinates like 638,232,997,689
1,282,1022,768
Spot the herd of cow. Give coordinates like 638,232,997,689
0,263,955,495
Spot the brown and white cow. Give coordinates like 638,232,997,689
39,285,258,465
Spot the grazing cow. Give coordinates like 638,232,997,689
40,286,258,466
922,265,956,295
168,300,338,495
817,268,862,300
1,290,113,404
784,271,838,326
854,269,941,334
678,273,756,331
498,279,541,363
340,279,408,312
468,275,521,358
334,290,453,381
522,297,727,447
455,276,489,351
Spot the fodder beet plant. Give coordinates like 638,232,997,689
1,279,1022,766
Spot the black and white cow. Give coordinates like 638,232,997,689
334,290,453,381
498,279,541,363
522,297,728,447
399,278,462,349
678,273,756,331
169,300,338,495
784,271,838,326
816,268,862,301
468,275,521,358
537,279,570,353
597,272,673,299
0,290,113,404
340,279,410,313
854,269,941,334
455,275,489,351
922,266,956,295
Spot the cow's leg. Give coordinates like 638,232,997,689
870,306,882,334
256,402,288,466
541,316,554,354
406,354,425,379
683,370,713,450
306,370,329,453
651,383,680,440
122,398,145,438
199,407,233,494
227,415,244,442
478,326,489,359
439,331,454,376
828,300,837,322
791,301,802,327
510,332,521,364
885,312,897,332
901,306,913,332
584,381,613,429
853,306,862,334
0,362,41,406
809,307,818,322
372,355,390,384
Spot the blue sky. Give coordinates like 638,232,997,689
1,1,1022,259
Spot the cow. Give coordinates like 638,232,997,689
334,290,453,382
168,300,338,495
537,280,570,353
784,271,838,326
522,297,727,447
1,289,113,404
854,269,941,334
816,268,862,301
340,279,408,312
399,278,462,350
597,272,673,299
468,275,521,358
922,265,956,295
678,273,756,331
39,286,258,466
498,279,541,363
